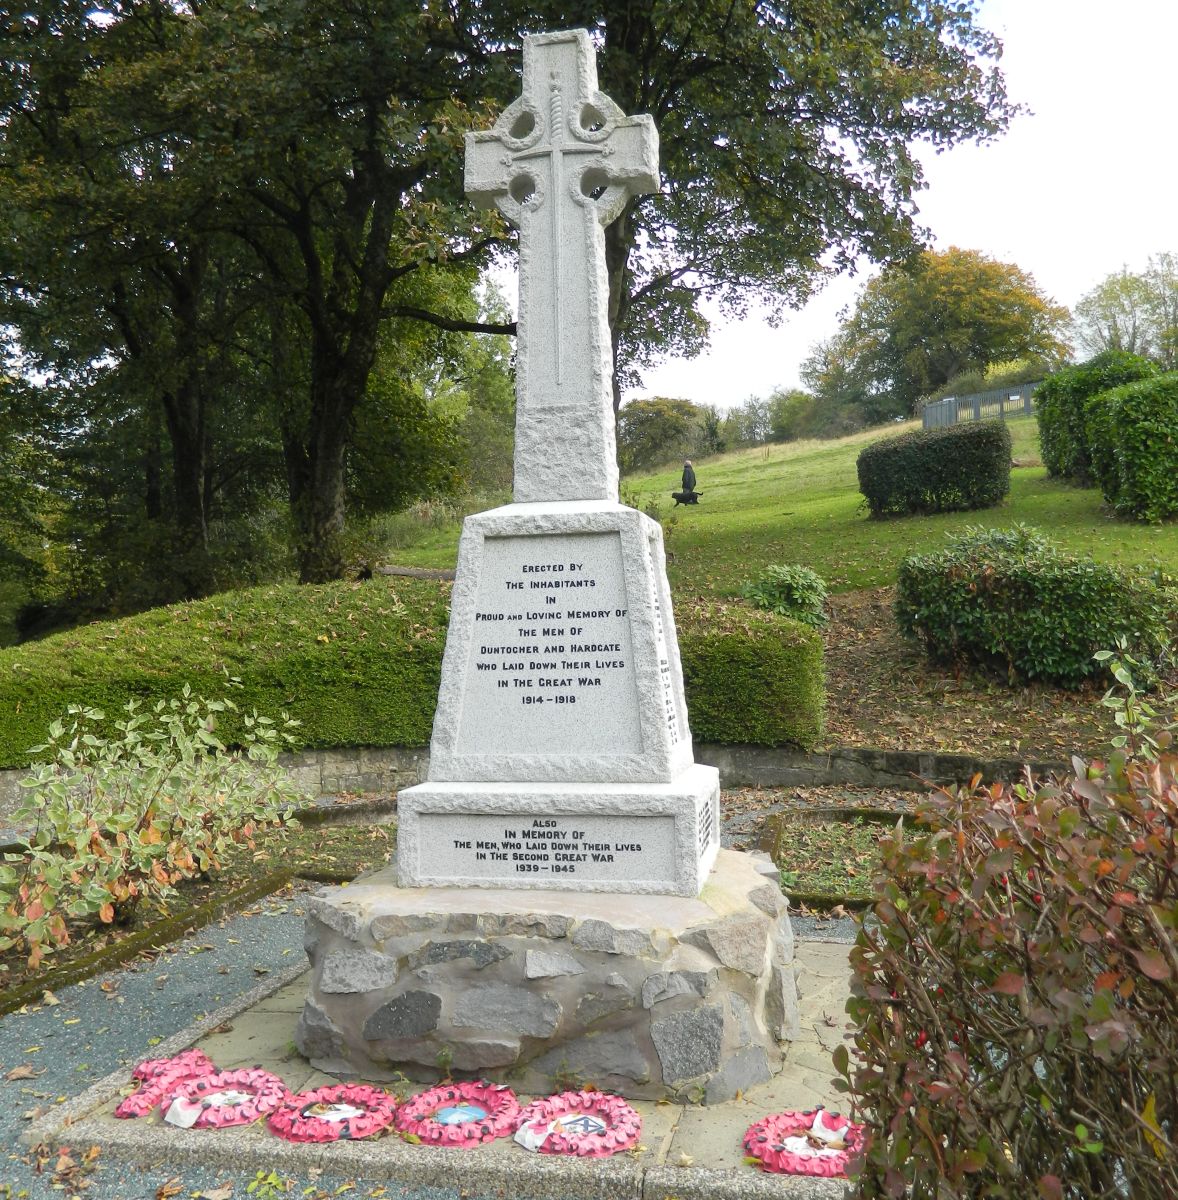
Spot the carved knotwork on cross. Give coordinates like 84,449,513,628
465,30,659,503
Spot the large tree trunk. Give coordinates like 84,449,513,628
604,202,638,417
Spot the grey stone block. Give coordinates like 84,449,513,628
320,950,398,994
651,1005,723,1083
681,914,771,976
477,911,570,939
448,1038,521,1070
369,912,442,940
749,882,787,917
704,1046,772,1104
728,993,755,1048
524,949,585,979
295,999,346,1062
765,963,801,1042
409,940,510,970
363,991,442,1040
532,1029,651,1085
641,970,712,1009
576,977,638,1025
452,985,561,1037
572,918,654,957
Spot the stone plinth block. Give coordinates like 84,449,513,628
396,766,719,896
296,849,797,1103
422,501,693,786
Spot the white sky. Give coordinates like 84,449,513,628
632,0,1178,408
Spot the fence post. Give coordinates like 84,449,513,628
973,396,981,421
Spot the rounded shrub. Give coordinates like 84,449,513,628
895,524,1174,687
740,564,829,627
1087,372,1178,522
1036,350,1157,482
856,420,1012,518
842,750,1178,1199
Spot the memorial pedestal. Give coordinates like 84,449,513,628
296,849,801,1104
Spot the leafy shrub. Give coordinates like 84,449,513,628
740,565,829,627
1036,350,1158,482
1086,373,1178,522
856,420,1012,517
677,600,825,748
896,525,1174,687
0,691,305,967
842,747,1178,1199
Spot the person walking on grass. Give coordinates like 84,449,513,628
682,459,696,495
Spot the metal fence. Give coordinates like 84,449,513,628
922,380,1041,430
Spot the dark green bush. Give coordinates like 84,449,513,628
856,420,1012,517
896,525,1174,687
677,599,824,747
843,751,1178,1199
0,581,826,768
1087,373,1178,522
1036,350,1157,482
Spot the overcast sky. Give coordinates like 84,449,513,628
632,0,1178,409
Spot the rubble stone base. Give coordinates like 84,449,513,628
296,849,800,1104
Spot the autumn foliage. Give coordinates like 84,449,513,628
841,752,1178,1198
0,692,304,968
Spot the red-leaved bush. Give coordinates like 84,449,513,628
840,753,1177,1199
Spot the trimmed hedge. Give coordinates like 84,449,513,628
0,579,825,768
896,525,1175,687
856,420,1012,517
1036,350,1158,482
677,599,825,747
1087,372,1178,522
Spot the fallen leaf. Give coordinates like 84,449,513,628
676,1153,694,1167
42,990,61,1007
155,1176,183,1199
5,1064,40,1081
196,1185,233,1200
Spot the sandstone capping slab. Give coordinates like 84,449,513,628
299,849,799,1103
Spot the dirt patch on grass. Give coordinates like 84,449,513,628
821,587,1135,760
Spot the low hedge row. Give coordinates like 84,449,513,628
0,579,825,768
896,525,1175,687
856,420,1012,517
1036,350,1158,482
1087,372,1178,522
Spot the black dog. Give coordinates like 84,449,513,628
671,490,701,506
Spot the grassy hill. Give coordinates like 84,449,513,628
393,416,1178,599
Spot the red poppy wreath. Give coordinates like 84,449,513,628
513,1090,642,1157
163,1067,289,1130
394,1080,520,1146
269,1083,398,1143
115,1049,217,1119
743,1107,865,1176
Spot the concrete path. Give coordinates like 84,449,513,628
4,892,856,1200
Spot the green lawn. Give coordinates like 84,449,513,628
393,416,1178,597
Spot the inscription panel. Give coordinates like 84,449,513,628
456,532,641,754
424,813,673,884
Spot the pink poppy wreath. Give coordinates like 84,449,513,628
115,1049,217,1119
743,1107,865,1177
513,1090,642,1157
394,1080,520,1146
269,1083,398,1143
163,1067,289,1130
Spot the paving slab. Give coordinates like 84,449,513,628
25,940,854,1198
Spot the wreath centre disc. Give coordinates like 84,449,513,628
434,1104,489,1124
270,1084,398,1143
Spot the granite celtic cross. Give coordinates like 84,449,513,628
465,30,659,504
